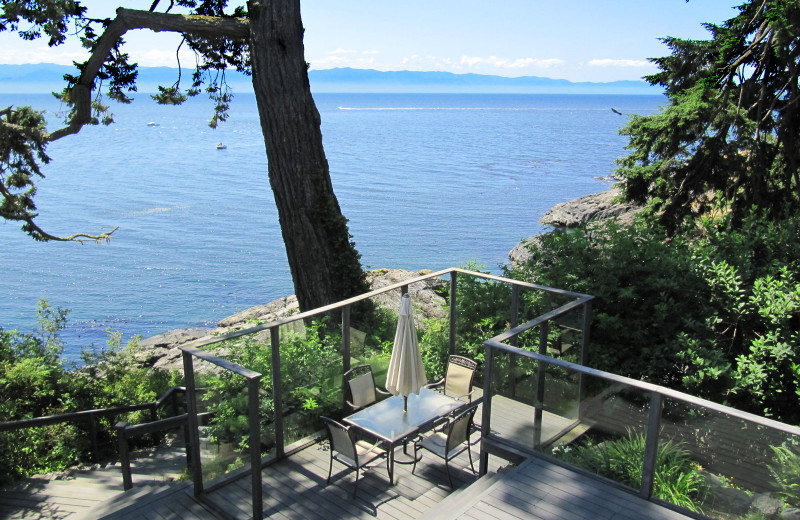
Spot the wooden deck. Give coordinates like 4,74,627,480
2,394,695,520
438,457,693,520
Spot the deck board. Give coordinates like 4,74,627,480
445,457,694,520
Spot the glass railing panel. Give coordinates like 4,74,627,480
278,313,344,446
192,355,252,484
349,293,398,387
547,374,652,493
657,397,800,519
455,275,512,366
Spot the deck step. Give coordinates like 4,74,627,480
74,481,189,519
426,459,531,520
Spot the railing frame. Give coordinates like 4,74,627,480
175,267,592,518
0,386,189,463
478,337,800,511
181,348,264,520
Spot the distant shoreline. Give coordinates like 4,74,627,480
0,64,662,96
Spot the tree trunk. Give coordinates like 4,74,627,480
247,0,368,312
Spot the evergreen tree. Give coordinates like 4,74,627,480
617,0,800,233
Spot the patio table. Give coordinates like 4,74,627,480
343,387,465,484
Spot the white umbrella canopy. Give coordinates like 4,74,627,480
385,293,428,411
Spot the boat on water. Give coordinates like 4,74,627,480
147,121,159,127
216,142,227,150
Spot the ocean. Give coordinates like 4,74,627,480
0,92,663,360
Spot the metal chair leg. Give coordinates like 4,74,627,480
445,458,454,489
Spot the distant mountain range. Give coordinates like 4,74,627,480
0,63,661,95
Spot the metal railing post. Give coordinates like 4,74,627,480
533,322,549,448
271,326,285,459
115,422,133,491
509,285,519,398
342,304,351,374
641,393,663,499
248,376,263,520
479,344,494,476
449,272,457,355
182,350,204,496
88,414,99,463
578,299,592,421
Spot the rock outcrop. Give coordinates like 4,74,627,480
509,188,642,266
540,188,640,228
131,268,447,372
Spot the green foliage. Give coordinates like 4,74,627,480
511,213,800,423
454,263,512,367
511,222,699,387
770,443,800,507
0,105,51,240
201,318,345,455
553,430,707,513
0,300,182,484
616,0,800,233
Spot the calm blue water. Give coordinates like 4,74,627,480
0,92,663,359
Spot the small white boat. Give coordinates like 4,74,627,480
147,121,159,127
216,142,227,150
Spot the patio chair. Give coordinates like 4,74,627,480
426,355,478,401
344,364,391,412
411,406,477,489
321,416,390,498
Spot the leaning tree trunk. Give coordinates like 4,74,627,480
248,0,369,312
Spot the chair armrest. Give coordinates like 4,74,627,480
376,388,392,397
425,378,445,390
457,388,477,402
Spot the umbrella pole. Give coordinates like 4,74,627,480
403,395,408,412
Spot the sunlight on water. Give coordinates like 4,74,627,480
0,92,662,359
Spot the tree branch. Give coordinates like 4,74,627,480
46,7,249,142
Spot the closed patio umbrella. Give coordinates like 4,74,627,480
386,293,428,412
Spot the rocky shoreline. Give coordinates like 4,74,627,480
131,188,638,372
131,268,448,372
508,187,640,265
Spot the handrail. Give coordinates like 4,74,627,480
0,386,191,462
180,348,264,520
115,411,214,491
480,321,800,514
484,339,800,437
180,267,593,351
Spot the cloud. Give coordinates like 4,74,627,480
329,48,358,55
588,58,650,68
459,55,565,70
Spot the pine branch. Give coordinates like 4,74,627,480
46,8,249,143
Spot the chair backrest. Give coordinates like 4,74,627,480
444,355,477,399
345,364,378,409
322,416,356,462
446,407,476,454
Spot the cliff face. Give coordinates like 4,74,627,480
508,188,642,266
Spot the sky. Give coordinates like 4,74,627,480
0,0,743,83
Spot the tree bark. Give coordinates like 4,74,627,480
247,0,368,311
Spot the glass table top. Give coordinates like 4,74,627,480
343,387,464,443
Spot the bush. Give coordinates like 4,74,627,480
0,301,182,484
510,213,800,423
